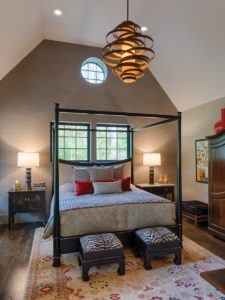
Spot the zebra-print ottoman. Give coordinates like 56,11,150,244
134,227,181,270
79,233,125,281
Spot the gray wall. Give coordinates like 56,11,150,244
182,97,225,203
0,40,177,223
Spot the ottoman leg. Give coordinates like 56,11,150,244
82,262,90,281
118,256,125,276
144,252,152,270
174,250,181,265
78,256,81,266
133,246,141,258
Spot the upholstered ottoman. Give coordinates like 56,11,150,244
134,227,181,270
79,233,125,281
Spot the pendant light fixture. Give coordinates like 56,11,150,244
103,0,155,84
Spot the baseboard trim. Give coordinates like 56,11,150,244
0,214,8,225
0,213,44,225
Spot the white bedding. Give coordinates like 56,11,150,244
43,185,176,238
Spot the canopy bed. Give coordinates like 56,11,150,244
50,103,182,267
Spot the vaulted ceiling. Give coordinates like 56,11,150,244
0,0,225,111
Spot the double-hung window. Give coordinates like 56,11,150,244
51,122,131,162
96,124,131,161
51,122,90,161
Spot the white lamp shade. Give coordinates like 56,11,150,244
17,152,39,167
143,153,161,166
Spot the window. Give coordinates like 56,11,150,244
96,124,131,161
50,122,131,162
81,57,107,84
51,122,90,161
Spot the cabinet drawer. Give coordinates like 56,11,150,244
146,186,174,194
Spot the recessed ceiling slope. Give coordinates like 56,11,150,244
0,0,43,80
151,0,225,111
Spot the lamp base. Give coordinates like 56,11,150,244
25,168,32,191
149,166,154,184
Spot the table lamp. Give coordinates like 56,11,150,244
143,153,161,184
17,152,39,190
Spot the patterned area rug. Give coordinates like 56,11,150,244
24,228,225,300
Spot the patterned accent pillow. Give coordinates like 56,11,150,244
73,167,90,182
89,166,113,181
93,181,122,195
113,164,124,179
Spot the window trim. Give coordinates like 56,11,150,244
50,122,131,163
50,121,90,162
96,123,131,162
81,57,108,84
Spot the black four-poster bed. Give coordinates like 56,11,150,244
52,103,182,267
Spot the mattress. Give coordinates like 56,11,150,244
43,186,176,239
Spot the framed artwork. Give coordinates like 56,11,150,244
195,139,208,183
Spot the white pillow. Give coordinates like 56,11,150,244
93,181,122,195
59,183,74,193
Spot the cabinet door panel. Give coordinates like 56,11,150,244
27,194,42,211
210,196,225,228
208,132,225,240
11,194,27,212
211,145,225,193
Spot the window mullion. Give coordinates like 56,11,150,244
106,127,108,161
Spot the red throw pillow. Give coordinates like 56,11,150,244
75,180,94,196
121,177,131,192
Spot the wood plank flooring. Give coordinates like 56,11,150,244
0,219,224,300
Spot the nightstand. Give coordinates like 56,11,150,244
8,190,46,229
136,183,175,201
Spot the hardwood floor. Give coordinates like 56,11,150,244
0,219,224,300
0,222,42,300
183,218,225,259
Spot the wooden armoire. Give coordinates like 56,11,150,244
207,129,225,240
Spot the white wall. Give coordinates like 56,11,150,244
0,0,43,80
182,98,225,203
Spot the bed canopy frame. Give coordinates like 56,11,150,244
52,103,182,267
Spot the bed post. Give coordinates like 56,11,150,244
51,126,55,197
53,103,61,267
177,112,182,243
131,130,134,184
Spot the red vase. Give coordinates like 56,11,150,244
214,108,225,134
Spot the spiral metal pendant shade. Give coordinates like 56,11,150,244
103,2,155,84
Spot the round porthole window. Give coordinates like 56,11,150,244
81,57,107,84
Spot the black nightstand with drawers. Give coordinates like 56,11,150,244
8,190,46,229
136,183,175,201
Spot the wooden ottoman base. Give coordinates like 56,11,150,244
79,254,125,281
79,233,125,281
134,227,182,270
